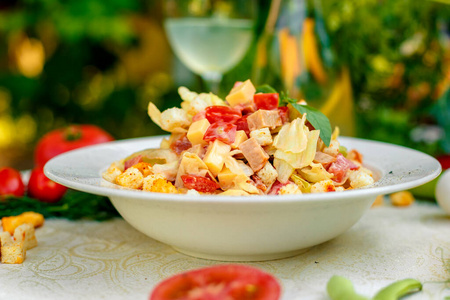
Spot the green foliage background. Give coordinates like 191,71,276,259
0,0,449,169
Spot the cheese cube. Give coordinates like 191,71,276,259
225,79,256,107
250,127,273,146
218,167,237,190
231,130,248,149
203,140,231,176
187,118,210,145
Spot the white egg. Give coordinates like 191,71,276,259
436,169,450,215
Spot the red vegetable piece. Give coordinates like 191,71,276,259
254,93,279,110
35,124,114,167
235,115,251,136
268,180,289,195
124,155,143,170
278,106,289,123
170,134,192,155
203,122,237,145
205,106,242,124
181,174,220,193
0,167,25,198
149,264,281,300
28,167,67,203
328,154,359,183
192,111,206,122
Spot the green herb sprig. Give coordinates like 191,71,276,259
256,84,332,146
0,190,120,221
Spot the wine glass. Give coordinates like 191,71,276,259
163,0,255,94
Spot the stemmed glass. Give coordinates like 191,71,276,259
163,0,255,94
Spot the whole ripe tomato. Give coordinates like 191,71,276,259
28,167,67,203
35,124,114,167
0,167,25,197
149,264,281,300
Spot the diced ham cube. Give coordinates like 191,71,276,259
247,110,282,131
238,137,269,172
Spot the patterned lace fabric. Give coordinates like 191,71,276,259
0,201,449,300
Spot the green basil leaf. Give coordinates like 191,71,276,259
255,84,277,94
290,102,332,147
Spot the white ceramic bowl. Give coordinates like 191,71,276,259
44,136,441,261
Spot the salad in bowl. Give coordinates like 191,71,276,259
103,79,374,196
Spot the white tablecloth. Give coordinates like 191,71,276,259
1,201,449,300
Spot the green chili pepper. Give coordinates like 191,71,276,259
327,276,369,300
372,279,422,300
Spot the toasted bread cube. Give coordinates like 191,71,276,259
160,107,190,132
2,212,44,235
311,180,336,193
187,118,210,145
102,162,123,183
133,162,153,177
143,174,178,194
390,191,414,207
256,162,278,188
279,183,302,195
250,127,273,146
225,79,256,107
231,130,248,149
14,223,37,250
0,232,26,264
203,140,231,176
115,167,144,189
349,169,374,188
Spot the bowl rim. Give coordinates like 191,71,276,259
44,135,442,204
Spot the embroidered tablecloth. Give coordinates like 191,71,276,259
0,201,449,300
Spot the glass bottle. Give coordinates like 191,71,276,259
253,0,355,136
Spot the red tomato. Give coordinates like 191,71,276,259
235,115,250,136
205,106,242,124
203,122,237,145
437,155,450,170
35,124,114,167
278,106,289,124
181,174,220,193
149,264,281,300
28,167,67,203
254,93,279,110
0,167,25,197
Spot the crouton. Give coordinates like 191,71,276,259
13,223,37,250
349,169,374,188
115,167,144,189
250,127,273,146
311,180,336,193
102,162,123,183
278,183,302,195
0,232,26,264
256,162,278,188
143,174,178,194
1,212,44,235
132,162,153,177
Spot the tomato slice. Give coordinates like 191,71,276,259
235,115,250,136
254,93,279,110
181,174,220,193
205,106,242,124
149,264,281,300
277,106,289,124
203,122,237,145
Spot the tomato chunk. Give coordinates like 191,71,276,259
254,93,279,110
149,264,281,300
203,122,237,145
277,106,289,124
235,115,250,136
205,106,242,124
181,175,220,193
